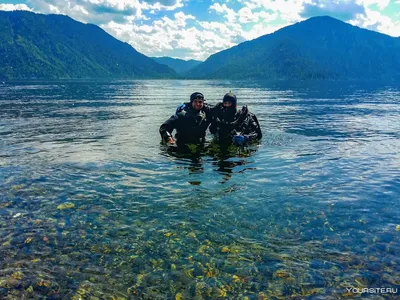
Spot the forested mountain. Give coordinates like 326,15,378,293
185,16,400,80
0,11,177,80
151,57,202,74
1,12,399,81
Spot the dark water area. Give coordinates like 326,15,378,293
0,80,399,299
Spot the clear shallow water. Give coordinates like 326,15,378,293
0,80,399,299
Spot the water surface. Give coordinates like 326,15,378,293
1,80,399,299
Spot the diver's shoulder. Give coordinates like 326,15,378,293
176,102,190,115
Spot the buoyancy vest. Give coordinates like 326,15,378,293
174,103,210,143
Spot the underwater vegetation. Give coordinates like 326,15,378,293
1,178,399,299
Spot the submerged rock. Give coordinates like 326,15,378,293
57,202,75,210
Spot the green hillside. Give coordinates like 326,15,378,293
185,16,400,80
0,10,177,80
151,57,202,74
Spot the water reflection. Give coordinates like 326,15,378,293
160,140,260,183
207,142,259,183
160,143,206,176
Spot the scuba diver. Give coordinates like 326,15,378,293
210,92,262,146
159,92,213,148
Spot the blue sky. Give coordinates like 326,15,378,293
1,0,399,60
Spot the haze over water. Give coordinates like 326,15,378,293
1,80,399,299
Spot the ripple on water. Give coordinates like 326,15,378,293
0,80,399,298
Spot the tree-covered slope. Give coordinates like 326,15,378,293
0,11,177,80
186,16,400,80
151,57,202,74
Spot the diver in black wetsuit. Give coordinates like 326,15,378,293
159,92,213,147
210,92,262,145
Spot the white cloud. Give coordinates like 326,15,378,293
198,21,233,36
47,4,61,13
24,0,141,24
173,11,195,27
103,11,237,60
209,3,236,23
240,0,307,22
141,0,184,11
258,11,279,23
238,7,259,23
242,23,284,40
357,0,391,10
104,3,285,60
350,8,400,37
0,4,33,11
24,0,183,24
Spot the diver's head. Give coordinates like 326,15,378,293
190,92,205,111
222,92,237,112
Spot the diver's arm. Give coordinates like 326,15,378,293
209,118,218,134
252,114,262,140
159,115,178,143
243,114,262,141
204,104,215,126
209,103,224,134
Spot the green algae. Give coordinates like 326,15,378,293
57,202,75,210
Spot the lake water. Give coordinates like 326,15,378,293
1,80,399,299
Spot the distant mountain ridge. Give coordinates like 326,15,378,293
186,16,400,80
1,12,398,81
0,11,177,80
151,57,202,74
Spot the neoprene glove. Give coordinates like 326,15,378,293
232,135,247,145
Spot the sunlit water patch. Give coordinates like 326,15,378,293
1,80,399,299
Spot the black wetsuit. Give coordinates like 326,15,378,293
160,103,213,145
210,103,262,143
